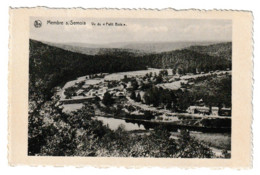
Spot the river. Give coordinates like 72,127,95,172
94,116,146,131
94,116,231,151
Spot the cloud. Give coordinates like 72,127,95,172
128,23,168,33
181,23,232,41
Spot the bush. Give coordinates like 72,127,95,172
102,92,114,106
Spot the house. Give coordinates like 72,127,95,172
196,68,200,74
119,83,127,90
76,89,84,96
187,106,210,114
130,111,145,115
126,81,133,89
115,92,125,97
196,98,205,106
211,107,219,116
187,106,220,116
95,87,108,99
219,107,231,116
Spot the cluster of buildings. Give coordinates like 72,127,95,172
61,78,128,104
60,70,232,117
187,105,231,116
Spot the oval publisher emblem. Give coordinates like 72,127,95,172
34,20,42,28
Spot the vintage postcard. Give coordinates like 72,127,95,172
9,8,252,168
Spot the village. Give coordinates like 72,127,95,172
58,68,231,125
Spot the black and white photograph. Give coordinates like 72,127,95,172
28,17,232,158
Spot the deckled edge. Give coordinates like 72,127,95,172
8,7,12,167
7,7,254,170
250,11,254,169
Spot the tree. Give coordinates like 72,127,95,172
177,67,186,75
159,69,168,76
176,129,214,158
102,92,114,106
130,91,136,100
28,95,64,155
156,75,163,84
144,111,154,120
131,79,139,90
136,93,141,102
172,68,176,75
144,92,151,105
209,105,212,115
193,68,197,74
123,75,128,83
166,103,172,110
221,149,231,158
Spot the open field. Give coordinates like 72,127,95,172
171,132,231,150
157,80,188,90
104,68,173,81
191,132,231,150
62,103,84,113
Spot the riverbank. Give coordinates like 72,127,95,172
93,115,231,151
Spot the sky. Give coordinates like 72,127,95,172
30,17,232,44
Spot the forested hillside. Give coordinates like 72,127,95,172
187,42,232,60
29,40,147,101
29,39,231,101
142,49,231,73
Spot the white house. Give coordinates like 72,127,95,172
187,106,209,114
211,107,219,116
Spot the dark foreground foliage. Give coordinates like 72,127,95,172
28,96,228,158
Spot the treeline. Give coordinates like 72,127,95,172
142,49,231,73
143,86,188,112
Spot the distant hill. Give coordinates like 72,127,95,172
121,41,221,53
43,42,147,56
43,41,227,55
